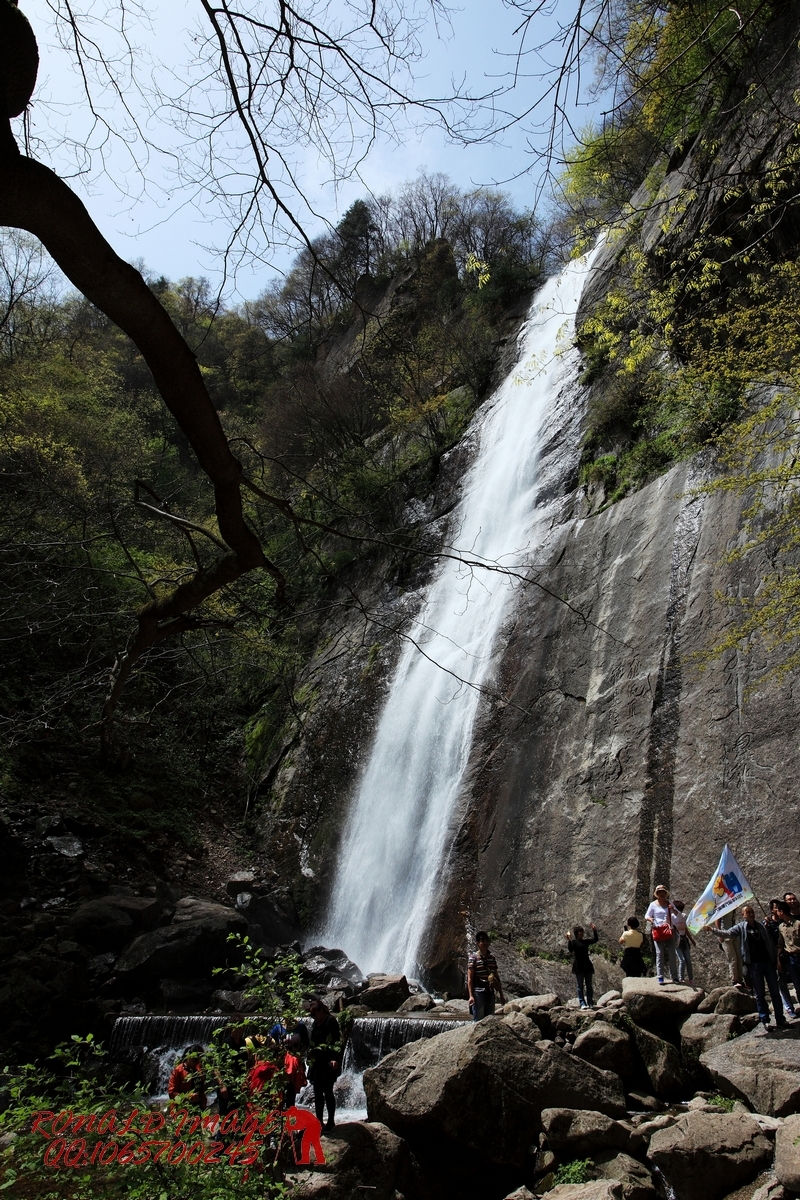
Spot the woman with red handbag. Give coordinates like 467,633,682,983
645,885,681,984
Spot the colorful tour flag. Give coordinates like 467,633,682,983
686,844,755,935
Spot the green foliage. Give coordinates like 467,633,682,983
0,1036,285,1199
213,936,306,1025
708,1093,736,1112
554,1159,594,1186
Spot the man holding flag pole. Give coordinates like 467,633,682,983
685,844,755,937
686,844,788,1028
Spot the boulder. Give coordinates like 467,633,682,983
235,887,299,944
701,1034,800,1116
504,1189,536,1200
647,1112,772,1200
597,991,623,1007
592,1152,656,1200
622,978,703,1023
546,1184,623,1200
680,1012,741,1059
302,948,368,996
397,993,435,1013
440,998,471,1014
288,1121,426,1200
64,898,135,951
503,1011,540,1040
630,1024,690,1099
358,974,411,1012
541,1109,644,1157
115,901,245,979
573,1022,638,1085
698,987,757,1017
364,1017,626,1168
774,1114,800,1190
750,1180,787,1200
160,978,213,1006
225,870,256,897
516,993,562,1015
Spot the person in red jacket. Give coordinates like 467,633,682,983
168,1045,206,1108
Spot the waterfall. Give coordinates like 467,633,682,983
109,1014,230,1052
330,1014,469,1121
321,247,600,977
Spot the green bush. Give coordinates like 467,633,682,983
554,1158,594,1186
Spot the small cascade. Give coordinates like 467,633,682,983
110,1015,232,1100
109,1014,230,1053
330,1014,469,1121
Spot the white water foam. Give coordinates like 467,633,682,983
320,247,600,977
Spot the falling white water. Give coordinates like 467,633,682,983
321,247,600,977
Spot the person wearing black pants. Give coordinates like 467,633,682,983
566,923,598,1008
308,999,342,1131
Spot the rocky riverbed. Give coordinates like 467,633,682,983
287,978,800,1200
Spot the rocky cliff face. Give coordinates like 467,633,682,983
428,445,799,986
256,10,800,990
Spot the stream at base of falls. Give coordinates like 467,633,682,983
110,1011,469,1120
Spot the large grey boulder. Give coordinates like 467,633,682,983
573,1022,638,1085
64,898,134,951
701,1033,800,1116
698,986,757,1016
358,974,411,1011
65,892,163,951
288,1121,427,1200
630,1024,690,1100
302,947,367,996
516,993,562,1015
397,992,435,1013
364,1016,626,1167
647,1112,772,1200
592,1152,656,1200
115,898,245,979
622,978,703,1023
541,1108,644,1157
545,1184,623,1200
504,1011,541,1041
774,1115,800,1190
680,1012,741,1059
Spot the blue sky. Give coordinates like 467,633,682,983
21,0,601,301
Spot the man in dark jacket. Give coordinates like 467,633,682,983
711,905,787,1028
307,999,341,1131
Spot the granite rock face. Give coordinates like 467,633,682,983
363,1016,626,1168
255,7,800,991
701,1033,800,1116
647,1111,772,1200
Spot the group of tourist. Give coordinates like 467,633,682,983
167,997,343,1130
467,887,800,1031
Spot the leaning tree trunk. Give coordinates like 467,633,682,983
0,14,285,754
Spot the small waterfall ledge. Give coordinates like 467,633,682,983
109,1011,468,1118
320,247,602,978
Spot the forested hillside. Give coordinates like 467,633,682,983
0,177,546,895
